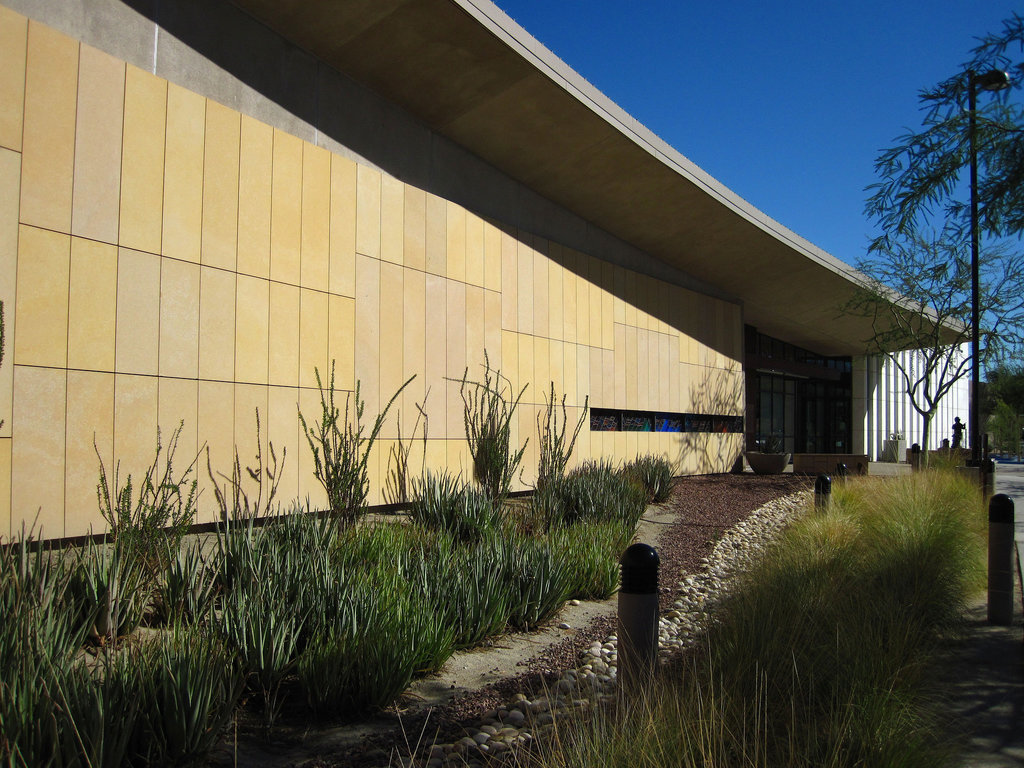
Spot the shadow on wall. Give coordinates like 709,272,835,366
676,365,744,474
118,0,739,365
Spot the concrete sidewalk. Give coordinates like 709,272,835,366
942,462,1024,767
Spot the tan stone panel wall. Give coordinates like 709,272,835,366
0,9,744,538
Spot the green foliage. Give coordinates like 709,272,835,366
431,539,514,647
207,409,284,522
499,533,576,631
622,455,674,504
67,539,151,644
219,579,305,733
0,530,89,767
95,421,199,577
989,398,1023,456
409,470,504,543
384,391,429,506
153,542,220,626
456,353,528,503
536,382,588,493
867,12,1024,243
525,470,984,768
535,460,648,529
133,629,243,766
298,362,412,525
549,520,635,600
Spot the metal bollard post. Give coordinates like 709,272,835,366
618,543,659,697
988,494,1015,626
814,474,832,510
835,463,849,482
910,443,921,471
983,458,995,499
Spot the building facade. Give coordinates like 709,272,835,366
0,0,966,540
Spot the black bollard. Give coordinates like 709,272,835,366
988,494,1015,626
618,543,659,697
814,474,832,510
910,443,921,471
983,458,996,499
835,462,849,481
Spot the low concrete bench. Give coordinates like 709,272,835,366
792,453,869,476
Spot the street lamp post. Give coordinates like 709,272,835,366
967,69,1010,466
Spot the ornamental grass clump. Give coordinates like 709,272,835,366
524,469,985,768
409,470,505,542
536,460,648,529
622,454,674,504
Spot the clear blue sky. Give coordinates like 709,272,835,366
493,0,1020,269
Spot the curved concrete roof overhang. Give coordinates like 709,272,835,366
227,0,928,357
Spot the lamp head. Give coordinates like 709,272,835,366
972,69,1012,91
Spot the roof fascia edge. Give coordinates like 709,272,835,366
455,0,868,288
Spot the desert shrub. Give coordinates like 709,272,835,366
298,362,412,526
383,392,430,506
95,422,199,578
622,454,674,503
409,471,505,542
207,409,285,522
456,353,527,503
536,383,588,493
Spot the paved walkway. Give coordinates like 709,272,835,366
944,461,1024,767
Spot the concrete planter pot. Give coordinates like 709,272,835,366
744,452,791,475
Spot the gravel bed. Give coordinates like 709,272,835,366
232,473,811,768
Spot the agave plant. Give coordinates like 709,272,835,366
622,454,675,504
153,541,220,626
133,627,244,765
409,471,504,543
67,538,150,644
219,580,306,732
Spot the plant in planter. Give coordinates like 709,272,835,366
744,434,791,475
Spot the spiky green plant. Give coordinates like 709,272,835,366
536,383,588,493
298,362,412,525
67,538,150,644
622,454,674,504
455,353,527,503
153,541,220,626
384,390,430,506
133,627,244,765
219,582,305,733
95,421,200,580
409,471,504,543
536,460,648,529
